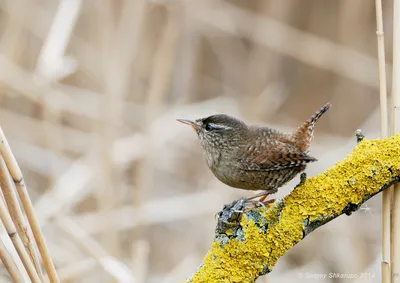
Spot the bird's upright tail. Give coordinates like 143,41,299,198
291,102,331,152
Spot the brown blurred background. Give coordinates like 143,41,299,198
0,0,394,282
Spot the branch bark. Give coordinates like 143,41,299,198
187,133,400,283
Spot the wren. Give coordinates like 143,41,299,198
177,102,331,203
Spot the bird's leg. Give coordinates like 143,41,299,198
258,194,268,203
263,198,276,205
245,191,270,201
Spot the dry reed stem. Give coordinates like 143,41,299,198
34,136,143,225
0,1,386,281
0,108,89,156
55,218,135,282
34,0,81,81
133,4,182,277
0,235,24,283
171,4,200,104
57,259,96,282
0,198,40,283
374,0,391,282
192,1,388,88
0,52,138,121
0,0,98,82
39,105,66,193
160,255,198,283
126,1,150,277
0,0,27,110
96,0,147,256
96,0,120,255
240,1,289,121
5,140,72,180
140,4,182,199
0,126,59,282
0,157,42,282
392,0,400,279
71,189,228,234
131,240,150,283
34,0,81,197
0,114,45,279
0,2,387,117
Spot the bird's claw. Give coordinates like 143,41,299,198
245,200,266,209
244,198,275,210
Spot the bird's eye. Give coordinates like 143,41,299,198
205,124,213,131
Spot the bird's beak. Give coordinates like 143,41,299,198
176,119,199,131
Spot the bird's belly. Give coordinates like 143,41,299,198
212,165,305,192
211,164,263,190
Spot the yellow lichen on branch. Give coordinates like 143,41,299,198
187,133,400,283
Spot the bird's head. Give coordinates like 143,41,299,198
177,114,248,153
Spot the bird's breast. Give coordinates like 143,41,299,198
203,149,220,171
206,151,241,187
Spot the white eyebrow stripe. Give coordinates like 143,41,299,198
208,123,233,130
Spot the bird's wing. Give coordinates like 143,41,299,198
237,139,317,171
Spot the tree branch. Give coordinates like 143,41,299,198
187,133,400,283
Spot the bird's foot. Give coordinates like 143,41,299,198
215,192,275,220
355,129,365,144
244,191,276,209
295,172,307,189
245,198,276,209
245,200,266,209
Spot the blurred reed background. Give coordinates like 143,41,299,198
0,0,394,282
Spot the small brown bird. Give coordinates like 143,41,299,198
177,103,331,204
